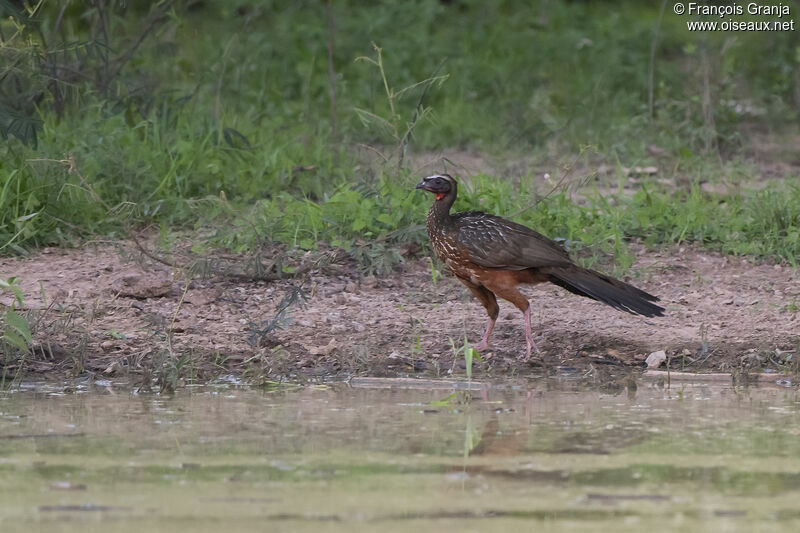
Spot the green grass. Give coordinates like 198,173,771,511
0,0,798,269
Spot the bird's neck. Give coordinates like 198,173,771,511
427,189,457,228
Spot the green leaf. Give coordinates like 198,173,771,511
4,328,29,353
429,392,459,406
0,278,24,306
5,310,32,343
4,309,32,352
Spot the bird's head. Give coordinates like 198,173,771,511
415,174,457,201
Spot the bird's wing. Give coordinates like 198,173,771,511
453,212,573,270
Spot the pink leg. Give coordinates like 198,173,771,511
522,307,540,359
475,316,496,352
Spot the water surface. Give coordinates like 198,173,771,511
1,377,799,532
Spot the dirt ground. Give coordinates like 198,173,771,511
2,240,798,382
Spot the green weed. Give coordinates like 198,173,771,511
354,42,448,168
0,0,797,278
450,336,481,381
0,277,31,355
0,277,32,387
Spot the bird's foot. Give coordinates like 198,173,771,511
523,338,541,360
521,306,540,360
475,317,496,353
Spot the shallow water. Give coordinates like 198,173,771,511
1,377,799,532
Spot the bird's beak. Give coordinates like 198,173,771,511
415,180,427,190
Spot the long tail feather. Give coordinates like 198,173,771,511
545,266,665,317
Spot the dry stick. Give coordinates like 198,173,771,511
63,155,331,283
103,1,172,89
50,2,69,44
700,46,719,158
326,0,337,138
167,280,190,356
95,0,111,87
215,36,237,127
357,143,391,163
129,229,333,283
648,0,668,118
507,154,582,218
129,231,179,269
67,152,110,210
412,152,472,182
441,156,474,179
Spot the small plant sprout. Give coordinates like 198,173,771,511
449,336,481,381
428,257,440,286
1,277,32,355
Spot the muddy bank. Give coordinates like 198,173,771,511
1,242,798,382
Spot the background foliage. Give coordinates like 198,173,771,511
0,0,798,265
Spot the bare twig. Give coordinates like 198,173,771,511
700,45,718,156
215,36,236,126
128,231,339,283
648,0,668,118
441,156,475,180
130,231,179,269
357,142,390,163
507,154,584,218
167,279,190,355
67,152,111,210
103,1,173,89
49,2,69,44
94,0,111,86
326,0,337,138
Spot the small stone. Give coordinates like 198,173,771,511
645,350,667,369
308,338,337,356
50,481,87,491
112,273,172,299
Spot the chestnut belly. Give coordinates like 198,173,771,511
445,258,549,288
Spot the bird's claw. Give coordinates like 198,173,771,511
522,339,540,360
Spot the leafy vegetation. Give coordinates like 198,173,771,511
0,0,798,270
0,277,31,383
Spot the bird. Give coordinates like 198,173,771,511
415,173,664,359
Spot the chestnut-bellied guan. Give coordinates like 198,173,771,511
416,173,664,359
